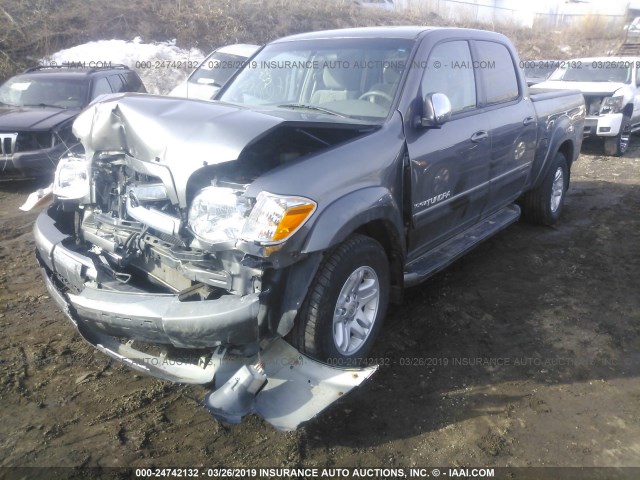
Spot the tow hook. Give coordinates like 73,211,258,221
205,362,268,424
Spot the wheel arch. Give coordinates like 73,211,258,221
353,219,405,304
301,187,406,304
557,139,573,168
556,140,573,187
530,116,576,189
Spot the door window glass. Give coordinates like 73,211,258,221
107,74,125,92
91,77,112,98
421,41,476,114
475,41,519,104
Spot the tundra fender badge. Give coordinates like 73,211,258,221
414,190,451,209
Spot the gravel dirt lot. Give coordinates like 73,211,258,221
0,140,639,474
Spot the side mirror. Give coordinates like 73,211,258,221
421,92,452,128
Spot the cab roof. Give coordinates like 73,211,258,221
20,64,131,79
271,26,503,43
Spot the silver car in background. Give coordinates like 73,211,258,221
168,43,259,100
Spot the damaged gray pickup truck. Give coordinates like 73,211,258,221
31,27,585,430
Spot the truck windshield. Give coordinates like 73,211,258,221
549,62,631,84
190,52,249,87
524,63,557,80
218,38,415,122
0,76,88,108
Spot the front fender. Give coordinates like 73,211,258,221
301,186,405,254
614,86,633,107
263,188,405,339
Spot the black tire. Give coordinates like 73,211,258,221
603,115,630,156
290,234,389,362
520,152,569,226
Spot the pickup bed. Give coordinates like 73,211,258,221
31,27,585,430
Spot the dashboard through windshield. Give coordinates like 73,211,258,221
218,38,415,122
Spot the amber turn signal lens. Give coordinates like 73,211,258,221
273,203,316,241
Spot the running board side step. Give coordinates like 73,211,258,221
404,204,521,288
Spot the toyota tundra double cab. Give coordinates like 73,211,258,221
31,27,585,430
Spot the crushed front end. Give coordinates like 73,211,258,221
32,93,377,430
582,94,625,138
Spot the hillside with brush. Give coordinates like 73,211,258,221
0,0,625,81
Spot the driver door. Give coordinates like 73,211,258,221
405,40,493,257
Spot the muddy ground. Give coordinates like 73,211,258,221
0,140,639,474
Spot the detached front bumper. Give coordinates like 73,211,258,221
583,113,623,137
39,261,376,430
34,209,261,349
34,208,377,430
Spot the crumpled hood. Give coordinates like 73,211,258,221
0,105,78,131
73,93,368,205
533,80,627,95
73,93,285,167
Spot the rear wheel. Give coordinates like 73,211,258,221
290,234,389,362
604,115,630,156
520,152,569,226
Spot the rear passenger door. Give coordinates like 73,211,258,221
473,40,537,212
406,40,493,255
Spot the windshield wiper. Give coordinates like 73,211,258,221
277,103,348,118
23,103,66,109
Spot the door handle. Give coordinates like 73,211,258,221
523,116,535,126
471,130,489,143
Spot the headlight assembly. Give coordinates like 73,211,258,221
601,96,624,114
188,188,316,247
53,155,90,200
241,192,316,245
188,187,251,244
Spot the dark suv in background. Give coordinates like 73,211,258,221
0,64,146,178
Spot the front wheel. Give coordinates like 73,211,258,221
603,115,631,156
520,152,569,225
289,234,389,362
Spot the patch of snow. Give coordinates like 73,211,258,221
42,37,205,95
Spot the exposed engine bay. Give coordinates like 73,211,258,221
584,95,604,116
77,153,249,296
57,96,370,297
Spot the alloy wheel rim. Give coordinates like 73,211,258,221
550,167,564,213
332,266,380,355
